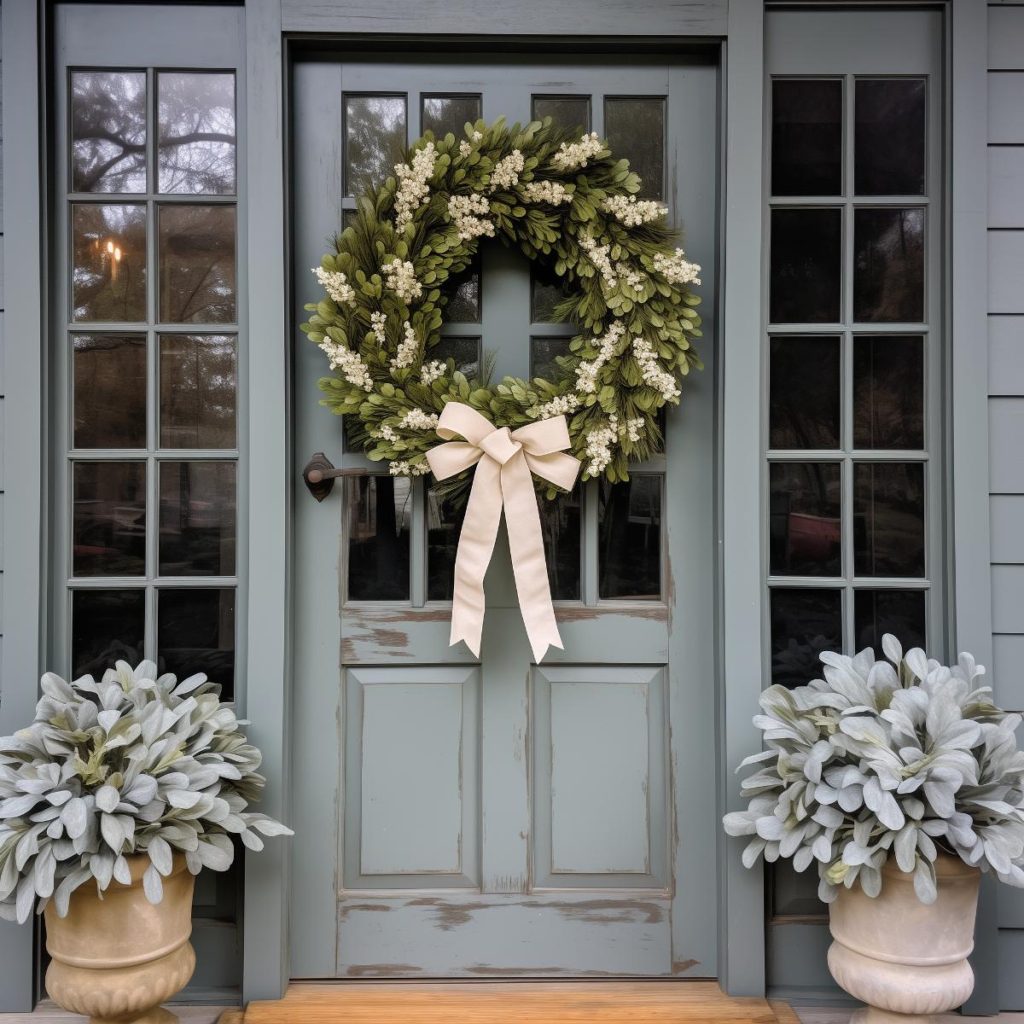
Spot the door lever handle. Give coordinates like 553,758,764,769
302,452,365,502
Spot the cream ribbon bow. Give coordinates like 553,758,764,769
425,402,581,662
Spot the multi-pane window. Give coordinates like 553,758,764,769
337,82,669,610
766,76,938,687
63,69,239,694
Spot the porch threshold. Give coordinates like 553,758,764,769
221,980,799,1023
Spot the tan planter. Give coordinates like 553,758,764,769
44,854,196,1024
827,852,981,1024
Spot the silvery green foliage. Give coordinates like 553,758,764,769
0,661,292,923
723,635,1024,905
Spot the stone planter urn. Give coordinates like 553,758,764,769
827,853,981,1024
44,854,196,1024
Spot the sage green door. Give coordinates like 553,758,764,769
290,52,719,979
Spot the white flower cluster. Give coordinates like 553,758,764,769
652,248,702,286
421,359,446,384
585,415,619,476
458,130,483,158
579,233,618,289
575,320,626,394
399,408,439,430
447,193,495,241
370,311,388,345
394,141,437,231
632,335,680,402
490,149,525,191
602,194,666,227
625,416,645,443
551,132,603,172
389,460,431,477
375,424,398,442
312,266,355,306
519,180,573,206
383,259,423,304
535,393,580,420
319,339,373,391
616,262,645,291
390,321,420,371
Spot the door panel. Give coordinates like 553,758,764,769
291,51,719,979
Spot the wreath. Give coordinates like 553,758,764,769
301,116,702,485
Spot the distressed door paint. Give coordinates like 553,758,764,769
291,53,719,979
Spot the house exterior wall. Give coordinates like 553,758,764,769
987,2,1024,1008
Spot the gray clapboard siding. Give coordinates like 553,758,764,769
990,399,1024,491
990,317,1024,394
992,495,1024,563
989,233,1024,314
989,72,1024,143
989,5,1024,71
992,566,1024,634
990,148,1024,227
994,635,1024,702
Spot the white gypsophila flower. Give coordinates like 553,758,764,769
625,416,645,443
421,359,446,385
490,149,525,191
319,340,373,391
389,459,431,477
383,259,423,304
535,393,580,420
390,321,420,371
585,414,619,476
370,311,388,345
394,141,437,231
459,139,473,157
519,180,573,206
399,408,440,430
652,248,702,286
633,335,681,402
578,233,618,290
375,424,398,443
602,194,667,227
615,262,645,292
312,266,356,306
551,132,604,172
447,193,495,241
575,320,626,394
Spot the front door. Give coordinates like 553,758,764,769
289,51,719,979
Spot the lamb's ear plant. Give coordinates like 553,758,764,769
0,661,292,923
723,635,1024,905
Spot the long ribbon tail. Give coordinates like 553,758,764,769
449,455,503,657
501,452,564,663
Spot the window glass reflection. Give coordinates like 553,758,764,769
605,97,665,200
72,204,148,322
158,205,237,323
442,255,481,323
854,589,926,655
532,262,573,324
432,337,481,378
422,95,481,139
532,96,591,133
853,462,925,578
771,79,842,196
853,336,924,450
531,338,571,383
770,208,842,324
71,71,147,193
543,486,582,601
855,79,926,196
853,208,924,323
73,461,147,577
159,461,237,576
72,590,145,678
160,334,237,448
345,95,407,196
74,335,147,449
769,336,841,450
158,588,236,698
769,463,842,576
598,476,661,599
346,476,412,601
770,588,842,688
158,72,236,195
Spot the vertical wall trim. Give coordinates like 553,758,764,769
719,0,767,998
0,0,45,1010
242,0,291,1002
949,0,998,1014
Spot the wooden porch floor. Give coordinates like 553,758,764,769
220,981,802,1023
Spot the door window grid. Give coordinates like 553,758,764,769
337,86,670,608
61,67,240,692
765,74,940,689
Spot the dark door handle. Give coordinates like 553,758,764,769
302,452,365,502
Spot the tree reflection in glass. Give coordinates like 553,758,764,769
72,204,147,322
160,334,237,448
158,72,236,195
345,95,407,196
158,205,236,323
71,71,147,193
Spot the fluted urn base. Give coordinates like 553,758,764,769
827,854,980,1024
44,855,196,1024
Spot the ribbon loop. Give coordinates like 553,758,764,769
424,402,582,662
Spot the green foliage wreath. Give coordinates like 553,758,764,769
301,117,702,484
